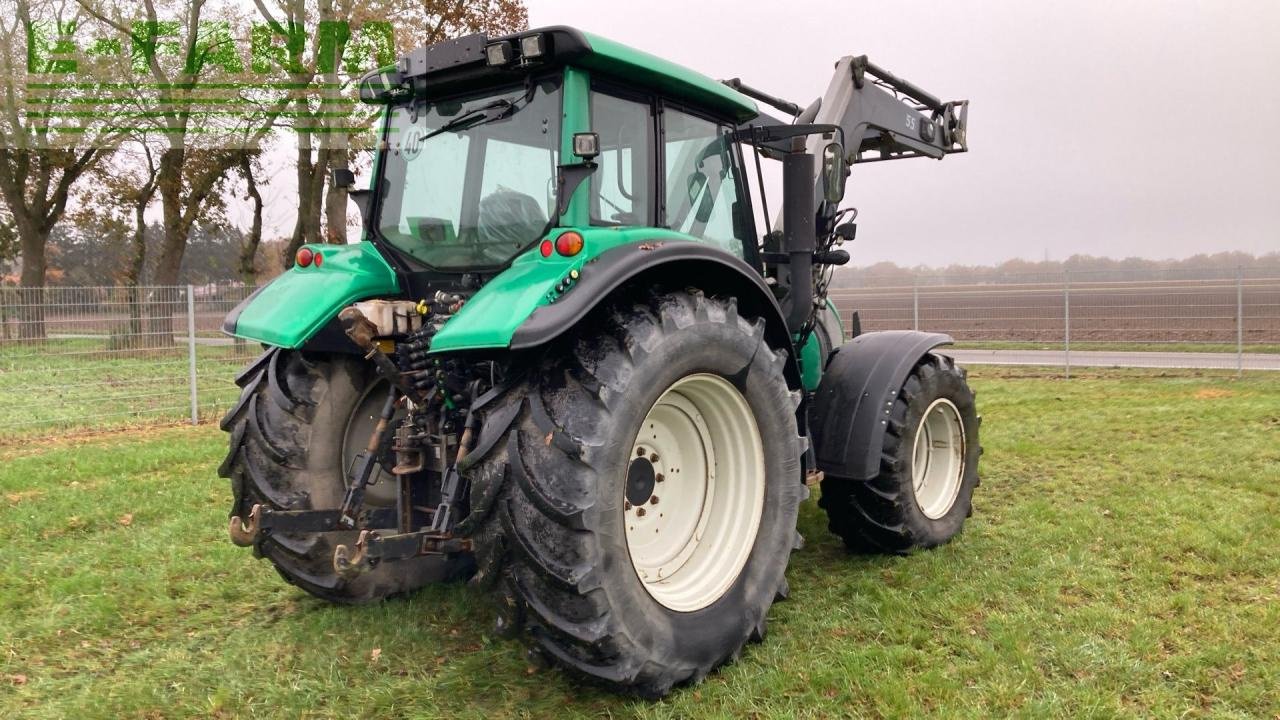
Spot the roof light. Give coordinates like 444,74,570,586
555,232,584,257
520,34,545,59
485,41,514,67
296,247,314,267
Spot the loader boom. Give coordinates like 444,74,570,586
730,54,967,225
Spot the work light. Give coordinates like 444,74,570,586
572,132,600,160
520,34,545,59
485,41,513,66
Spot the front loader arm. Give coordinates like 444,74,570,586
818,55,968,164
732,55,967,166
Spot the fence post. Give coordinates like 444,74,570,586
912,277,920,331
1236,266,1244,378
187,285,198,425
1064,271,1071,379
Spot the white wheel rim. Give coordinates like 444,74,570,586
911,398,966,520
624,374,766,612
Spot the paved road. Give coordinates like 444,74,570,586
948,349,1280,371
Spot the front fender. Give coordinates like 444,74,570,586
223,243,399,349
810,330,953,480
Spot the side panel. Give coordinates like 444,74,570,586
797,298,847,391
430,228,711,352
810,330,953,480
223,243,400,349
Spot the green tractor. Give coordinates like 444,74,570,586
221,26,977,696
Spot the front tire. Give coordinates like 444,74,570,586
462,291,806,696
818,353,980,553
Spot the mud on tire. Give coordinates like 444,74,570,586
460,290,807,697
219,349,467,603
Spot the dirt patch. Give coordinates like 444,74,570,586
4,489,45,505
0,421,211,461
1193,388,1235,400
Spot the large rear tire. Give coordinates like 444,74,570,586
462,291,806,697
219,348,469,603
818,353,980,553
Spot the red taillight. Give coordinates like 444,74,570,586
296,247,314,267
313,252,323,267
539,239,554,257
554,232,584,257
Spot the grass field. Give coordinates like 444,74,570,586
2,367,1278,719
0,338,253,439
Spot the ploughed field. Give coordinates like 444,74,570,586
2,366,1277,718
831,276,1280,347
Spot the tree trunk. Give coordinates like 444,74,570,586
124,194,150,343
15,214,48,341
284,138,329,265
239,155,264,285
145,147,191,348
324,150,348,244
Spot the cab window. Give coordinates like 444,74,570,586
662,108,750,257
589,92,654,225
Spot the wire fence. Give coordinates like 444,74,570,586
828,266,1280,375
0,267,1277,442
0,284,258,443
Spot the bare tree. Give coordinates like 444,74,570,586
0,0,112,338
76,0,285,290
236,151,265,285
252,0,528,267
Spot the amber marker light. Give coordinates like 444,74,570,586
555,231,584,257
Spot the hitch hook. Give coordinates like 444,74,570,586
228,504,263,547
333,530,377,579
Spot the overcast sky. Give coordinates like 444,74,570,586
245,1,1280,267
521,0,1280,266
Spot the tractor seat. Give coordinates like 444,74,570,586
478,187,548,249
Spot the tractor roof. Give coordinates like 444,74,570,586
388,26,760,123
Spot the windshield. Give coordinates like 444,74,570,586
374,78,562,270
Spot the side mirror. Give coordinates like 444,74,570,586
686,170,708,203
822,142,848,204
331,168,356,191
357,67,406,104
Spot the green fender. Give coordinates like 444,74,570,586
428,227,719,352
222,242,399,348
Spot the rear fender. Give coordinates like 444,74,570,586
810,330,953,480
429,232,800,388
222,243,399,349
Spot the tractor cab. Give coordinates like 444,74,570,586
355,27,765,276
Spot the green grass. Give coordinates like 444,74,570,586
0,338,254,439
951,340,1280,354
2,367,1278,718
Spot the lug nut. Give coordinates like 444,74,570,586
656,473,664,483
649,453,659,463
624,500,632,510
636,508,646,517
636,447,645,457
650,495,659,504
